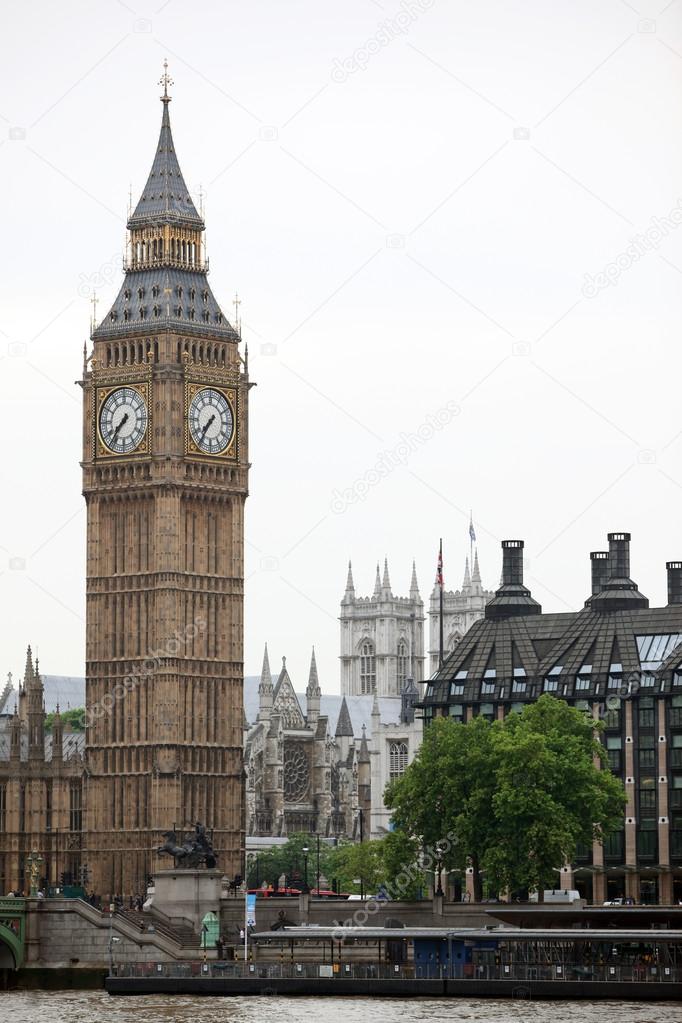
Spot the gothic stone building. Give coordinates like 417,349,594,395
80,77,248,896
0,650,84,894
245,646,371,840
244,645,422,841
428,549,495,674
340,560,425,696
421,533,682,906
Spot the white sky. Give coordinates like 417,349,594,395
1,0,681,693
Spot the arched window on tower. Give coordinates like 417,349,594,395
389,741,408,780
396,638,408,692
360,641,376,695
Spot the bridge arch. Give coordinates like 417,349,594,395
0,921,23,969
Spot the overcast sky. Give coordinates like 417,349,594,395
1,0,681,693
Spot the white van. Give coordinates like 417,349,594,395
529,889,581,904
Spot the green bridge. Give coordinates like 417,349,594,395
0,898,25,969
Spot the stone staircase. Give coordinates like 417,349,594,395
116,908,203,949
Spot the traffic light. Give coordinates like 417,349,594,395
59,872,66,887
79,864,90,887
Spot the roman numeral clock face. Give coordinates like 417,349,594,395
98,387,148,454
188,387,234,455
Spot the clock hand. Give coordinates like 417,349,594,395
200,413,216,441
112,411,129,441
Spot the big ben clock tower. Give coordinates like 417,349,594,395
81,66,248,897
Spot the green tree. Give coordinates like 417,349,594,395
379,829,426,900
324,839,384,895
44,708,85,732
385,696,625,903
247,834,326,889
385,714,499,901
484,696,625,900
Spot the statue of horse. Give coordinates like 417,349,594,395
156,824,217,869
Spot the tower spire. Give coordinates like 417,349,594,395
306,646,321,725
472,548,482,587
307,646,320,693
462,556,471,591
159,58,173,103
382,557,392,595
410,559,420,597
373,563,381,598
344,560,355,600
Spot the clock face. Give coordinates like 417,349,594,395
99,387,148,454
188,387,234,454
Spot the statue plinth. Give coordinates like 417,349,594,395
151,868,224,932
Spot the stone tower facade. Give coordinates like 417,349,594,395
81,74,248,896
428,549,494,673
0,648,84,894
340,561,425,695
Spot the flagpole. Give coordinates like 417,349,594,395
470,510,473,575
438,537,444,670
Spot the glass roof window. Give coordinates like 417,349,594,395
513,667,526,678
637,634,682,669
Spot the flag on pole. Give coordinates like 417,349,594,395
469,514,476,543
436,540,444,588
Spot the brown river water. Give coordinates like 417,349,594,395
0,993,679,1023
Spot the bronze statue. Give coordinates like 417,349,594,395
156,822,217,869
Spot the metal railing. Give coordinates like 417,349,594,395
111,960,681,984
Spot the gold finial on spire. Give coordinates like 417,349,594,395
233,292,242,337
159,59,173,103
90,291,99,332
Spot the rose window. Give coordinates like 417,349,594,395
283,743,310,802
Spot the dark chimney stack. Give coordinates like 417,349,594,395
608,532,631,580
485,540,541,620
667,562,682,606
590,531,648,612
590,552,610,595
501,540,524,587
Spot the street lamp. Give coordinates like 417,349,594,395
302,845,310,893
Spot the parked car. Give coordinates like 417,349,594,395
602,896,635,906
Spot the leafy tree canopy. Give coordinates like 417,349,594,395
44,708,85,732
385,695,625,901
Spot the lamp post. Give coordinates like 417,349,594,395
316,834,321,896
302,844,310,893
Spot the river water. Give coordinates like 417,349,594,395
0,993,679,1023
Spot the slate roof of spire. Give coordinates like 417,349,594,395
128,98,204,229
335,696,354,737
93,268,239,342
92,95,239,343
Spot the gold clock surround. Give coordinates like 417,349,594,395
185,377,238,460
94,377,151,459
